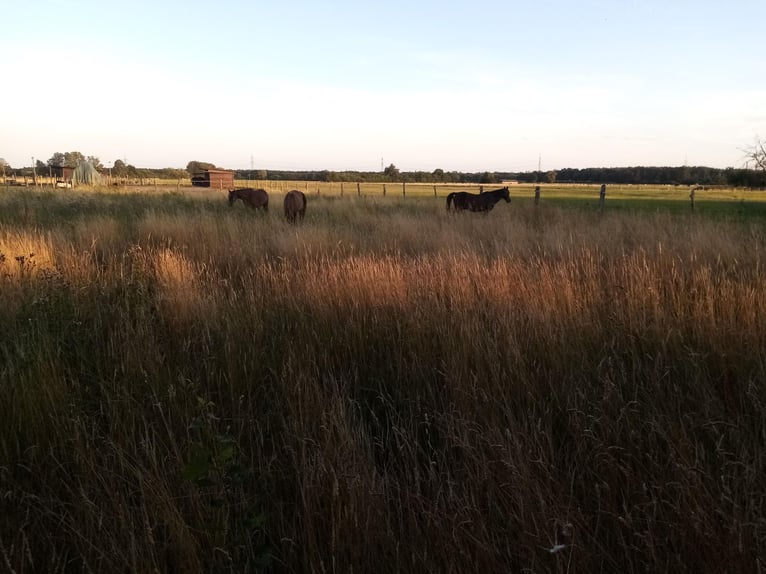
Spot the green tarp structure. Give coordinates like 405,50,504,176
72,161,102,186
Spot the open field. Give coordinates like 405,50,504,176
1,185,765,572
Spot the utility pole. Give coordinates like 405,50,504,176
535,153,541,183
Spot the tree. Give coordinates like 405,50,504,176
432,168,445,182
744,137,766,171
64,152,86,167
383,163,400,180
47,152,66,167
546,170,558,184
87,156,104,171
48,151,86,167
112,159,128,177
0,158,8,177
479,171,498,184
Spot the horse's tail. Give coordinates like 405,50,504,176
446,192,455,211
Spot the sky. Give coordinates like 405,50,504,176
2,0,765,172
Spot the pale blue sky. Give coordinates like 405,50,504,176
2,1,764,172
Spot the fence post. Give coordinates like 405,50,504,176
341,182,344,197
599,184,606,211
690,187,696,212
383,183,387,197
434,185,437,197
402,181,406,197
357,182,361,196
534,185,541,206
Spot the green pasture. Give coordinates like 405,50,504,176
515,184,766,219
4,180,766,222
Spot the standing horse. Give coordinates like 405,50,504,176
446,187,511,213
228,188,269,211
284,189,307,223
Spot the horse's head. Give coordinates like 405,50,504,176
501,187,511,202
227,189,237,206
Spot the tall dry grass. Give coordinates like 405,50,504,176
1,188,765,572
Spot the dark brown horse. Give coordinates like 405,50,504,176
446,187,511,213
284,189,307,223
228,188,269,211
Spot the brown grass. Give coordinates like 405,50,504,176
1,188,765,572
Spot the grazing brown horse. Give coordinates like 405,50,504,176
446,187,511,213
228,188,269,211
284,189,307,223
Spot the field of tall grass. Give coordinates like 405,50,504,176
1,185,765,572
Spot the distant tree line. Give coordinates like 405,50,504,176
233,167,504,184
4,151,766,188
528,165,766,187
234,165,766,188
236,166,531,185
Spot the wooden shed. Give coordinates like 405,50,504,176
191,168,235,189
51,166,75,185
